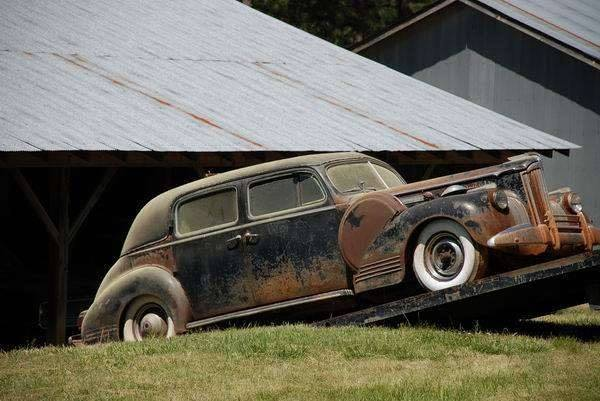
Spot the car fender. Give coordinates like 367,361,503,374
81,265,192,343
340,190,523,274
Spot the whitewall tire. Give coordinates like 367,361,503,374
413,219,484,291
122,296,176,342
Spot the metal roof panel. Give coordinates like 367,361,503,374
0,0,578,153
477,0,600,61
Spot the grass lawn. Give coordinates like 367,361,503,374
1,306,599,401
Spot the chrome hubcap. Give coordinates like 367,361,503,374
425,233,464,280
134,305,168,339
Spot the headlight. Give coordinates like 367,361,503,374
566,192,583,213
491,190,509,211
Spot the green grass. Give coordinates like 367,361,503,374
1,306,599,401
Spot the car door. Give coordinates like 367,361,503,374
243,169,350,306
172,184,256,319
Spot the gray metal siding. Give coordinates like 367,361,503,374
360,3,600,222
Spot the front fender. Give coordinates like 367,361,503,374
380,190,524,263
81,265,192,343
341,189,525,292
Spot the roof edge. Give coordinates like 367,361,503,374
352,0,599,70
351,0,458,53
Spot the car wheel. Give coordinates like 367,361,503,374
122,296,176,341
413,219,485,291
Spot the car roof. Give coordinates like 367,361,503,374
121,152,378,255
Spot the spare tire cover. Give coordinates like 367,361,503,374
338,192,407,271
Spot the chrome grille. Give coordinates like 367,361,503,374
521,166,552,226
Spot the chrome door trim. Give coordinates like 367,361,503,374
186,289,353,329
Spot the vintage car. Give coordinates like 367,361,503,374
78,152,600,343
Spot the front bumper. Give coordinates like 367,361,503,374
488,212,600,255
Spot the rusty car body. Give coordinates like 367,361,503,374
78,152,600,343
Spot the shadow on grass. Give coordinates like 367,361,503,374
479,320,600,342
408,316,600,342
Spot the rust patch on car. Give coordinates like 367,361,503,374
131,246,176,271
251,257,347,306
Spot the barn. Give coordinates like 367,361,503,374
354,0,600,221
0,0,575,346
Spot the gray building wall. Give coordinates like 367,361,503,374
360,2,600,222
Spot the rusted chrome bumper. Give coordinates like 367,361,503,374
67,333,84,346
488,212,600,255
67,309,95,346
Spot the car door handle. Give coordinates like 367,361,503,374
226,234,242,250
244,232,260,245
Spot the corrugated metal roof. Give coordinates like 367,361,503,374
477,0,600,62
0,0,576,153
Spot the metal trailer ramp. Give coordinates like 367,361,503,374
318,251,600,327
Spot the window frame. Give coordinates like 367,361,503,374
246,169,329,221
325,160,406,194
173,185,240,238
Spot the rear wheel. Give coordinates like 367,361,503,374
413,220,485,291
122,296,176,341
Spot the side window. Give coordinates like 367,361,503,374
177,188,238,235
249,176,297,216
298,174,324,205
249,173,326,217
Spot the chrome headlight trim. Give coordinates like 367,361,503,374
491,189,509,211
566,192,583,214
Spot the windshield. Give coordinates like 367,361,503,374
326,162,405,193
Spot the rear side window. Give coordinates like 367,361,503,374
249,173,326,217
177,188,238,235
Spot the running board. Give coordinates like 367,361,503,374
186,289,354,330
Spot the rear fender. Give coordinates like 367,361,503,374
81,265,192,343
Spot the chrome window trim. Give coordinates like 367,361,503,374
186,289,354,329
173,185,239,239
246,170,328,221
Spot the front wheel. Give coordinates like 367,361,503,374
122,296,176,341
413,220,486,291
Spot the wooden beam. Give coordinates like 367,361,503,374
48,168,70,345
68,167,117,244
11,169,59,244
422,164,436,180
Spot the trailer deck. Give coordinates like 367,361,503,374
318,251,600,327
